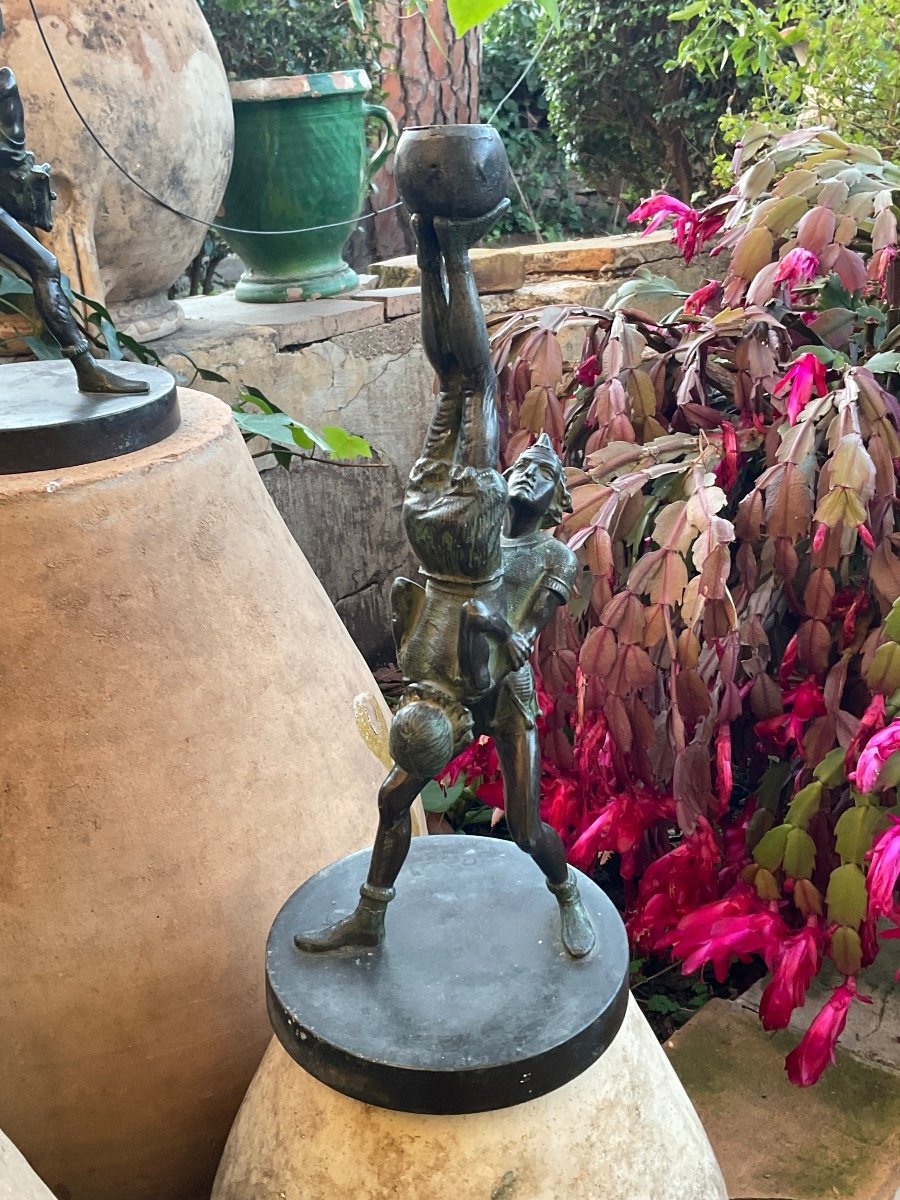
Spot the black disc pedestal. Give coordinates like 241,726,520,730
265,837,630,1116
0,360,179,473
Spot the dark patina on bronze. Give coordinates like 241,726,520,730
0,6,149,397
295,125,595,961
269,838,630,1114
0,359,178,473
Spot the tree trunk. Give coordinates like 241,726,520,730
346,1,481,271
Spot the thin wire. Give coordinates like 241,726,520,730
25,0,403,237
484,25,553,126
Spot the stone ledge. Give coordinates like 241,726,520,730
370,246,526,292
738,936,900,1077
666,999,900,1200
516,230,678,275
355,286,421,319
178,291,385,348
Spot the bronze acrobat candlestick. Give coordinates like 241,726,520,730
296,124,594,959
0,6,147,396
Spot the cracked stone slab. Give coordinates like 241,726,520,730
666,999,900,1200
178,290,385,348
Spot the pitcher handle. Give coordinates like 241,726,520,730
364,103,399,181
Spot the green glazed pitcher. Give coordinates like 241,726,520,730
221,69,397,303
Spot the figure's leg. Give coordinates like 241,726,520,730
459,599,494,696
0,209,148,395
493,709,595,958
391,577,426,664
433,203,509,469
459,597,515,695
294,766,427,952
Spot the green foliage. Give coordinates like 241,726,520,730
538,0,753,201
480,2,613,242
200,0,381,80
478,125,900,1081
672,0,900,151
448,0,558,36
233,387,372,464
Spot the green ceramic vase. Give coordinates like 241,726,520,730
221,70,397,303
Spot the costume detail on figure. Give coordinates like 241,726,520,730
295,145,595,961
0,49,147,396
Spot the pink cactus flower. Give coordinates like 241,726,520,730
684,279,722,315
665,886,787,983
759,926,822,1031
785,978,869,1086
773,353,828,425
628,193,723,265
774,247,821,291
866,815,900,920
850,718,900,792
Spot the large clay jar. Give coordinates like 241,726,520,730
211,998,727,1200
0,0,233,340
0,391,400,1200
0,1128,57,1200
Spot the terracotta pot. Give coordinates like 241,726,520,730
0,391,401,1200
0,0,233,340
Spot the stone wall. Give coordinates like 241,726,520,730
155,231,713,661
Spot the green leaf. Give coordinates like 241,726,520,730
865,351,900,374
785,781,823,830
884,597,900,642
0,266,36,295
783,827,817,879
447,0,509,35
318,425,373,460
536,0,560,27
814,747,846,787
755,760,792,812
198,367,229,383
668,0,708,20
22,334,62,360
347,0,365,30
605,269,688,313
645,993,681,1015
420,780,465,813
826,862,868,928
753,823,789,871
819,273,853,310
835,804,884,867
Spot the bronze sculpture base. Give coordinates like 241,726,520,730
266,837,630,1115
0,360,178,473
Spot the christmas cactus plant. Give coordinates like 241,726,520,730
446,124,900,1084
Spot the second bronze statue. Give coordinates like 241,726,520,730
295,125,595,960
0,7,147,397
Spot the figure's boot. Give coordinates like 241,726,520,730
294,883,395,953
547,868,595,959
66,347,150,396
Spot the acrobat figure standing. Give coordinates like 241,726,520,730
0,12,146,396
295,196,595,959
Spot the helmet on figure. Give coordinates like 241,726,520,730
505,432,573,526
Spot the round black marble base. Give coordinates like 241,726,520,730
0,360,179,473
266,837,630,1115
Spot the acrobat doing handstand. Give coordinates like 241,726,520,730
295,200,595,959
